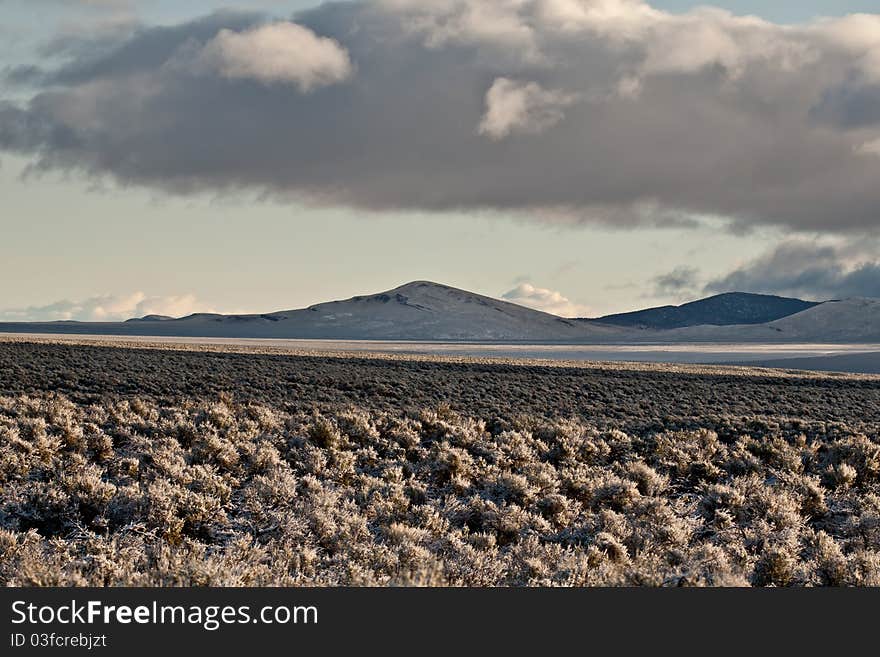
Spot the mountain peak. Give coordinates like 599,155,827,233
124,314,174,323
705,291,804,302
390,280,461,294
264,278,615,340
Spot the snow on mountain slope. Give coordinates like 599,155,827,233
252,281,620,341
767,298,880,341
652,298,880,343
0,282,620,342
2,285,877,344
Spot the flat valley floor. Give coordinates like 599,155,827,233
1,337,879,586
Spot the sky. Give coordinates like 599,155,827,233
2,0,880,321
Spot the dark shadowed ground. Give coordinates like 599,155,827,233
1,340,878,433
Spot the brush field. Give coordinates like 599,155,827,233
1,338,879,586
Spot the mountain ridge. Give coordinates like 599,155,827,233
590,292,820,329
0,281,876,343
0,282,616,342
661,298,880,343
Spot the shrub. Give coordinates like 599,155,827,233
1,341,879,586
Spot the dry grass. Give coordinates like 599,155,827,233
0,340,879,586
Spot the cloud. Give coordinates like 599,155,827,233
68,0,133,7
49,0,133,5
855,136,880,156
0,292,215,322
652,266,700,299
478,77,578,139
13,0,135,9
193,22,353,90
706,240,880,300
383,0,543,62
501,282,591,317
5,2,880,231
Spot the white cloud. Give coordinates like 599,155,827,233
810,14,880,83
196,22,353,91
384,0,542,62
855,137,880,156
0,292,215,322
536,0,661,35
479,77,578,139
501,282,592,317
385,1,813,80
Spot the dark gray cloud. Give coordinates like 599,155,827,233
812,81,880,129
3,65,45,87
44,11,262,86
653,266,700,298
4,1,880,231
706,241,880,300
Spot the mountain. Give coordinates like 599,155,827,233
1,284,877,344
240,280,617,340
0,282,618,342
659,298,880,343
591,292,819,329
768,298,880,341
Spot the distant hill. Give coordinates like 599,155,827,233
767,298,880,341
0,282,618,342
591,292,819,329
2,284,878,344
665,298,880,343
243,280,618,340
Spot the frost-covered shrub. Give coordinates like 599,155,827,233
1,389,878,587
0,340,879,587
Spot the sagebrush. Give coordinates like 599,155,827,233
1,341,879,586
